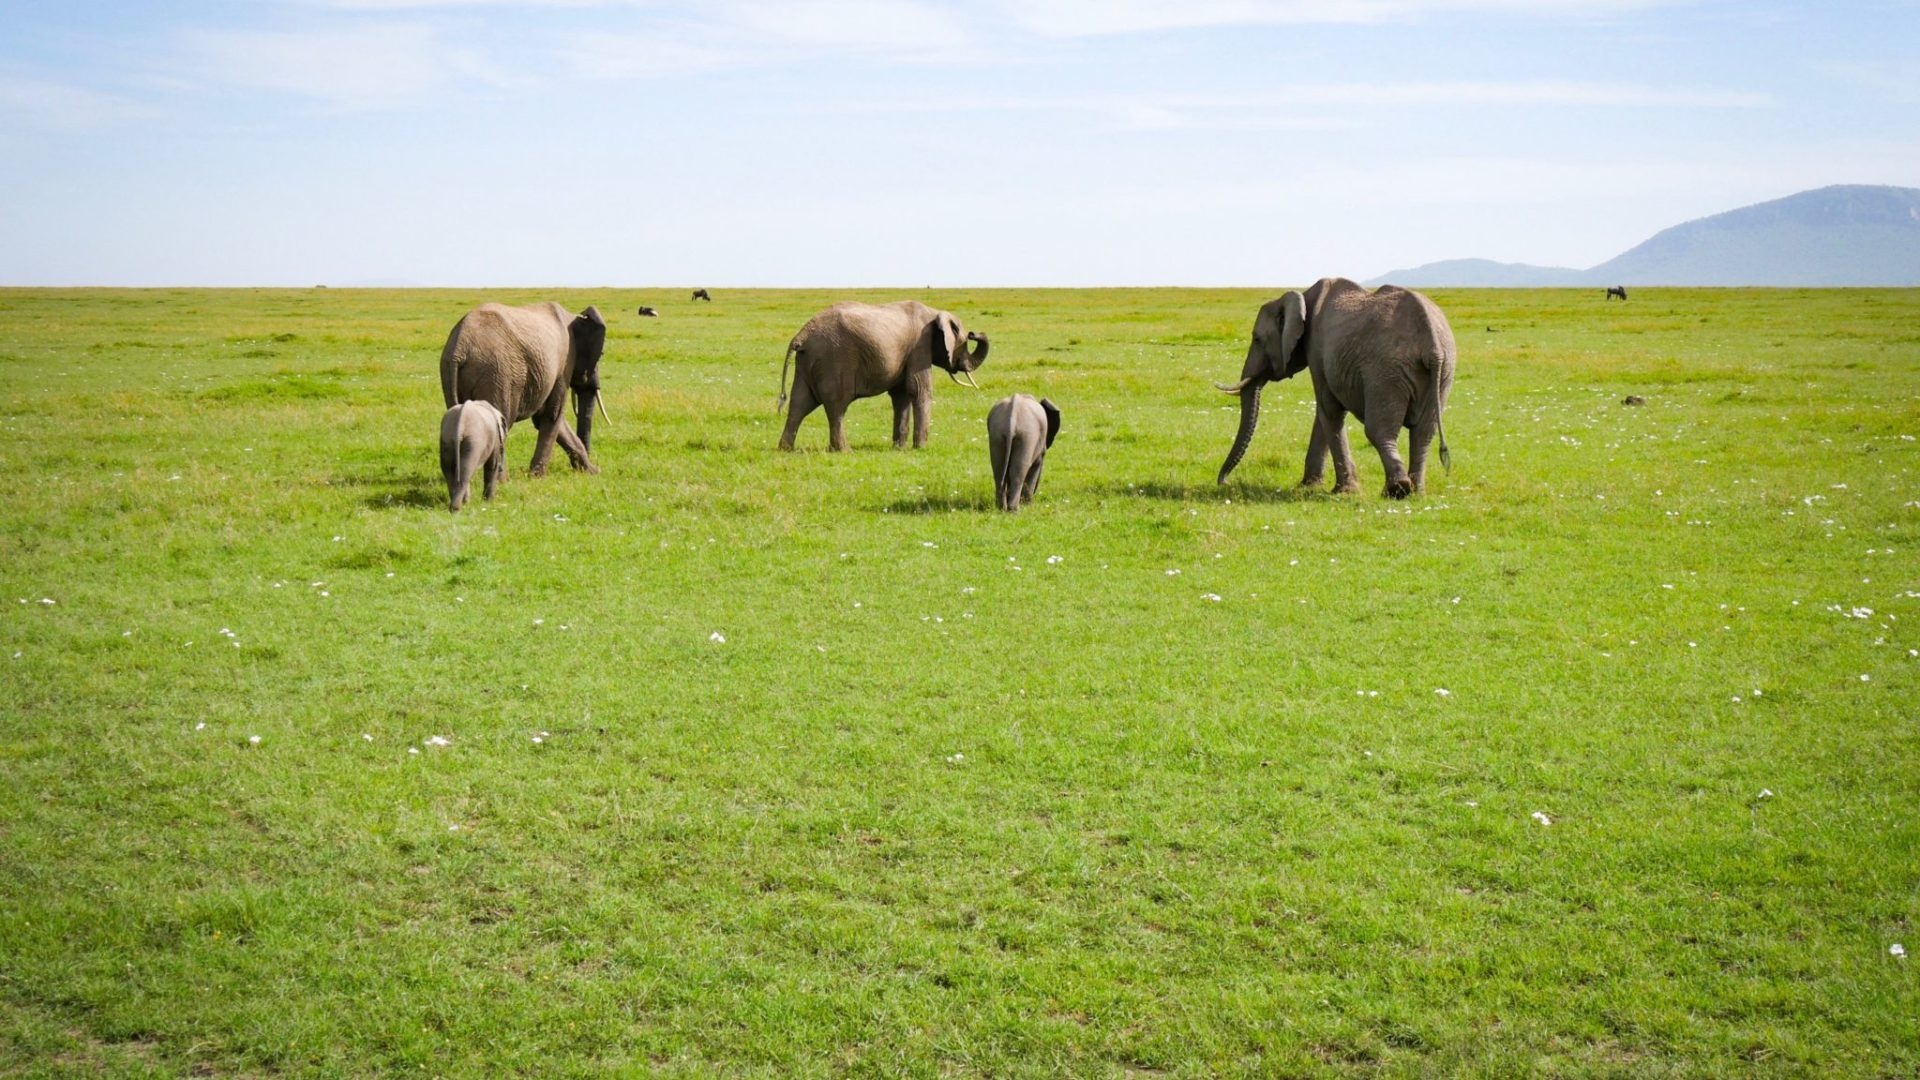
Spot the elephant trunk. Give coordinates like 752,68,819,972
1217,380,1265,484
574,387,597,452
963,332,989,371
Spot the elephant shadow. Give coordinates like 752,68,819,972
332,469,444,510
880,493,996,515
1109,480,1327,505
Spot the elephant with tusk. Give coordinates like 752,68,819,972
1216,277,1455,499
776,301,988,452
438,301,610,477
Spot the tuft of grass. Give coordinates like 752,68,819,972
1,286,1918,1076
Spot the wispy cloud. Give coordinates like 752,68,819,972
0,73,162,131
180,22,515,109
998,0,1684,36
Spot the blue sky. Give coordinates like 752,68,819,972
2,1,1914,286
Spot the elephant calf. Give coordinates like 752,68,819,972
987,394,1060,512
439,399,507,513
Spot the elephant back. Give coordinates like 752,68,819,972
440,302,573,424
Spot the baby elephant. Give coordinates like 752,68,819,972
986,394,1060,512
439,399,507,513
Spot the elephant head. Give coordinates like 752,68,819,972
568,306,608,452
1216,287,1313,484
928,315,988,388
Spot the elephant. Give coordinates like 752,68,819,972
439,399,506,513
692,289,711,301
1606,286,1629,301
986,394,1060,512
1216,277,1455,499
776,301,988,452
439,301,608,476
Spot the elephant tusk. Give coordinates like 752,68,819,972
1215,378,1252,395
596,394,612,427
958,369,980,390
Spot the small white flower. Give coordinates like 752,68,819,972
332,535,344,542
710,631,726,643
1165,568,1180,576
195,722,206,731
248,735,261,745
408,747,420,755
1531,811,1552,826
1892,943,1907,958
448,824,460,832
361,733,373,741
533,618,544,626
922,541,937,548
1047,555,1063,565
961,587,975,594
424,735,451,747
1464,800,1478,808
1860,674,1871,682
532,736,544,744
1200,593,1222,602
1434,688,1451,697
946,752,964,764
1758,788,1774,799
38,598,55,605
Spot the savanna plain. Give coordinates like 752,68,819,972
1,286,1917,1077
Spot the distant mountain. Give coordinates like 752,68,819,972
1368,185,1920,287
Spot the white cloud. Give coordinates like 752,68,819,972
1000,0,1682,36
0,73,162,130
181,22,513,109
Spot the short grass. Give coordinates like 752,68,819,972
2,285,1917,1077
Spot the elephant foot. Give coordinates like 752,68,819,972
1384,478,1412,499
528,465,548,478
1334,481,1363,495
569,459,600,475
1298,475,1325,490
777,439,795,452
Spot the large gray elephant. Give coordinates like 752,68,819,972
986,394,1059,512
776,301,988,451
439,301,608,476
1216,277,1455,499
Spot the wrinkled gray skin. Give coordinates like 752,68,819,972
1217,277,1455,499
986,394,1060,512
439,400,507,512
439,302,607,476
777,301,988,451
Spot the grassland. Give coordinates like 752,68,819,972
1,285,1917,1076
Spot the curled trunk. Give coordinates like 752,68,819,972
963,332,989,370
1217,381,1264,484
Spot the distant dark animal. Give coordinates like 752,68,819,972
636,306,658,317
691,289,711,302
1623,395,1645,406
1606,286,1628,301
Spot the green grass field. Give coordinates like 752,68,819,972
2,286,1917,1076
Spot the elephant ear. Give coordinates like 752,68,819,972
1276,290,1309,379
569,307,607,381
928,316,953,371
1040,398,1061,448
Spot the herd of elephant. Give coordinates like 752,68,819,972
435,277,1458,513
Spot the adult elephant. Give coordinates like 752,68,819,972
776,301,987,451
439,301,608,476
1216,277,1454,498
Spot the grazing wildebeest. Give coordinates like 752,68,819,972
636,306,658,317
1606,286,1628,301
691,289,711,302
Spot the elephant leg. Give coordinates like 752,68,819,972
1363,410,1412,499
528,416,561,476
889,390,912,449
824,400,851,453
1002,437,1036,511
1317,403,1361,494
911,383,932,449
1301,413,1331,489
778,380,819,451
554,424,599,475
482,448,502,501
1406,412,1438,494
1020,454,1046,507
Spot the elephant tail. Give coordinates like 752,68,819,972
440,357,461,407
1429,350,1451,473
776,341,797,412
